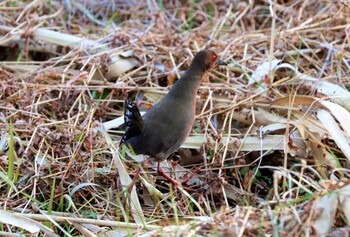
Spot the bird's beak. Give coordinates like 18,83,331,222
216,59,227,66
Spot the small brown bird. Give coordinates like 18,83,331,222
121,50,226,190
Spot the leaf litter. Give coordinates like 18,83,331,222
1,0,350,236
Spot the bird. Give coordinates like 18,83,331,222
121,50,227,191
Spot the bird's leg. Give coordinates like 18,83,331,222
157,161,180,186
128,159,149,193
157,162,197,192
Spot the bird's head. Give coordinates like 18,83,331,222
191,50,227,71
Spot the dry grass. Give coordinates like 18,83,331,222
1,0,350,236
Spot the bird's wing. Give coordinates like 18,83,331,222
142,103,192,158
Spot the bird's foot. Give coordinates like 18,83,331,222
157,162,197,192
180,166,201,185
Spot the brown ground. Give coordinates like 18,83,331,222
1,0,350,236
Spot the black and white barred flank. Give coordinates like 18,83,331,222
120,100,144,144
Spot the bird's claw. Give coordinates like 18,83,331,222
157,162,199,192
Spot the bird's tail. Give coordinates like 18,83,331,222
120,100,144,144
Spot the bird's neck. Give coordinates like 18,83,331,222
167,67,204,102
